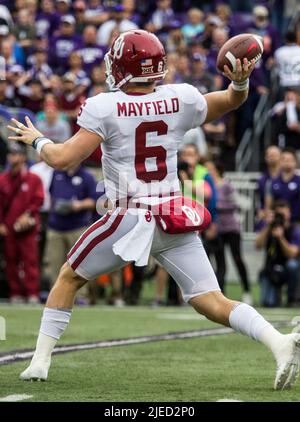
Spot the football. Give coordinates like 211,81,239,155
216,33,264,73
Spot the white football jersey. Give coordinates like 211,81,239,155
77,83,207,201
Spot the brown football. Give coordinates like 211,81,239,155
216,33,264,73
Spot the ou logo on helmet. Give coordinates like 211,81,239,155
113,35,125,59
182,205,202,226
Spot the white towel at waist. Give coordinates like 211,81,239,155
112,208,156,266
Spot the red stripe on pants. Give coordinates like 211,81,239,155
67,212,111,260
70,212,125,271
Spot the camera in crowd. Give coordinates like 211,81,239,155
270,212,285,229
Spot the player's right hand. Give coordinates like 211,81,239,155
7,116,44,145
223,58,255,83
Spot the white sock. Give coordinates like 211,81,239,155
31,307,72,364
229,303,283,353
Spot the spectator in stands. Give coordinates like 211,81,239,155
272,87,300,151
0,25,9,45
27,47,53,89
145,0,175,36
79,25,107,75
256,200,300,307
16,78,44,113
84,0,109,27
96,4,138,47
73,0,87,34
49,74,63,97
88,62,107,94
35,0,60,38
215,3,234,35
203,116,227,158
56,0,71,17
0,79,20,107
67,51,90,94
274,31,300,96
258,145,282,213
200,15,223,50
185,53,215,94
13,8,36,54
182,127,208,157
0,38,25,68
267,148,300,223
246,5,280,68
36,102,71,143
45,165,97,302
59,72,85,134
206,160,252,304
174,54,191,82
49,14,82,74
123,0,142,28
0,142,44,304
206,27,229,76
164,20,186,55
182,8,205,44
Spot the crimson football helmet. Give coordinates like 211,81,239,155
104,30,167,90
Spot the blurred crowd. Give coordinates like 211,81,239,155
0,0,300,307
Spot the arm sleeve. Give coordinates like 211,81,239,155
77,97,106,140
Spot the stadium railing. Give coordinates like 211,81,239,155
235,93,270,172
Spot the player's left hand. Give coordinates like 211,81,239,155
223,58,255,83
7,116,44,145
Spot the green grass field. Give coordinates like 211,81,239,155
0,284,300,402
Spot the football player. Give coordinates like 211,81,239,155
8,30,300,389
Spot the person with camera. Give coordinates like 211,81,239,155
256,200,300,307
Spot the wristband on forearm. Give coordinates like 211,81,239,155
32,137,54,154
231,79,249,91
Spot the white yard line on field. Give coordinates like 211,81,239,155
157,313,206,320
217,399,243,402
0,394,33,402
0,320,292,366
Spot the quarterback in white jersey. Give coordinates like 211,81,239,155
9,30,300,390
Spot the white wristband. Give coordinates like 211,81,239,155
35,138,54,154
231,79,249,91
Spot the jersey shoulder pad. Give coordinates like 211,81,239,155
83,92,116,119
